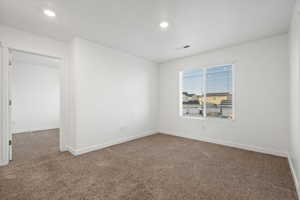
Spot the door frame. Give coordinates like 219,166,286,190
0,42,68,165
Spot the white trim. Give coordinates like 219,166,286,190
1,46,10,165
66,145,77,156
160,130,288,157
203,67,207,118
288,154,300,199
181,116,206,120
13,128,60,134
68,130,157,156
179,63,235,120
231,64,236,120
178,72,183,117
0,45,69,166
0,159,9,167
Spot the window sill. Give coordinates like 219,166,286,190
180,115,235,121
181,116,205,120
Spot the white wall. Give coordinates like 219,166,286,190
289,0,300,193
0,25,70,165
0,26,68,58
69,37,158,153
159,34,290,156
12,63,60,133
0,23,293,170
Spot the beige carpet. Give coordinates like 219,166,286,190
11,129,60,166
0,131,297,200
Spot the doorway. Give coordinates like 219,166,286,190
8,50,61,164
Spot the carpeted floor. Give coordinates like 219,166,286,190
11,129,60,165
0,131,298,200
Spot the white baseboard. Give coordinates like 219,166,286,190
59,146,68,152
13,127,60,134
0,159,9,167
66,145,77,156
160,130,288,158
288,154,300,199
67,130,157,156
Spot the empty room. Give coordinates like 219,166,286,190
10,50,61,165
0,0,299,200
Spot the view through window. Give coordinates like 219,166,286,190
181,65,233,119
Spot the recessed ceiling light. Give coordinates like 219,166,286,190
43,9,56,17
160,21,169,29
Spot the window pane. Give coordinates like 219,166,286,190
205,65,233,119
182,69,204,117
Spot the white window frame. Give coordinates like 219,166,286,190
179,64,235,120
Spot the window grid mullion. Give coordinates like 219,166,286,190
203,68,207,118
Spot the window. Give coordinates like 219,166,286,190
180,65,233,119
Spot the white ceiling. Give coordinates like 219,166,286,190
13,50,60,68
0,0,295,63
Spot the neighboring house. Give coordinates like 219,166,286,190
182,92,200,102
199,92,232,105
183,92,232,106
